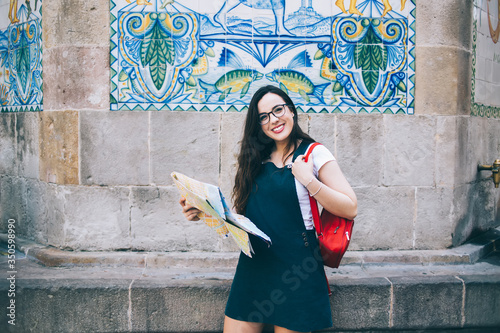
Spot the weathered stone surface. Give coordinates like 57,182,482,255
415,46,471,116
451,184,473,247
0,113,16,176
42,0,110,48
43,46,109,111
469,116,500,185
416,0,473,49
19,178,47,244
130,186,237,252
0,177,60,245
62,185,131,250
391,275,463,329
415,186,454,249
39,111,79,185
336,114,384,186
309,113,335,155
15,112,40,179
297,113,309,136
131,281,230,332
383,115,435,186
486,119,500,165
330,278,391,330
4,279,130,333
26,180,66,247
468,116,489,183
219,112,245,202
435,116,456,186
0,176,26,234
452,180,498,247
462,274,500,328
80,111,149,185
1,238,500,333
456,117,500,189
351,186,415,250
151,112,220,185
45,184,67,248
455,116,473,185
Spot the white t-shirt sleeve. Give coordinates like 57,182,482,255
295,144,336,230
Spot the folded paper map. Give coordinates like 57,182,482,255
171,172,271,257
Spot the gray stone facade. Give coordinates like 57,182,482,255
0,0,499,252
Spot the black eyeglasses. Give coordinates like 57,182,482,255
258,104,290,125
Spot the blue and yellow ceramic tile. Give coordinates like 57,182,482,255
110,0,415,114
471,0,500,119
0,0,43,112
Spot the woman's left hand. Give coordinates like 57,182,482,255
291,154,314,186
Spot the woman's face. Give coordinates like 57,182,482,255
257,92,294,146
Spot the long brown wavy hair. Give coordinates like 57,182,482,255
232,85,315,214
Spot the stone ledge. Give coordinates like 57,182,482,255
1,231,499,332
1,274,499,332
1,227,499,268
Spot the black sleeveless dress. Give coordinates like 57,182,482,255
225,141,332,332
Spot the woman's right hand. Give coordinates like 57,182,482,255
179,197,201,221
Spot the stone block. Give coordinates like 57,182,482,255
469,117,500,186
43,46,109,111
39,111,79,185
383,115,435,186
219,112,245,202
0,113,16,175
452,180,498,247
80,111,149,185
131,281,230,332
462,274,500,328
309,113,335,156
0,176,26,235
416,0,473,49
46,183,67,248
330,277,391,330
62,185,131,250
336,114,384,186
15,112,39,179
297,113,309,135
451,184,473,247
472,179,496,231
461,117,500,186
151,112,220,185
130,186,237,252
486,119,500,163
391,275,463,329
436,116,459,186
19,178,46,244
43,0,110,48
455,116,473,185
414,186,454,249
415,46,471,116
468,116,489,182
5,279,130,333
351,186,415,250
25,179,66,246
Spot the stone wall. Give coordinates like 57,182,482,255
0,0,499,252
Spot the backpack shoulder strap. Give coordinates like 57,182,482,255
304,142,323,235
304,142,322,163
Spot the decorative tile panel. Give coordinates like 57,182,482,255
111,0,415,114
0,0,43,112
471,0,500,118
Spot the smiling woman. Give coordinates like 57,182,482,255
180,85,357,333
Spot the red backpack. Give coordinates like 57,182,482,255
305,143,354,268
